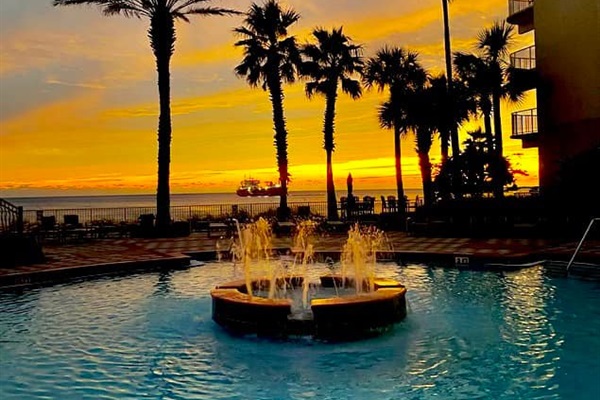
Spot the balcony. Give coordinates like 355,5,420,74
507,0,534,33
511,108,539,148
509,45,537,91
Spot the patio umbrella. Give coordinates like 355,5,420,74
347,173,353,196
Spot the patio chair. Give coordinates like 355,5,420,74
62,214,89,242
39,216,61,242
381,196,388,212
387,196,398,213
63,214,82,228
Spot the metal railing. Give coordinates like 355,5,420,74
509,0,534,16
510,45,536,70
567,218,599,274
0,198,24,235
21,202,331,226
20,198,420,229
511,108,538,137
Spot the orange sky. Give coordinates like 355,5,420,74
0,0,538,197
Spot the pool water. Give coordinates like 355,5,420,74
1,263,599,400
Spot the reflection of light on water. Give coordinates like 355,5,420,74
501,267,561,390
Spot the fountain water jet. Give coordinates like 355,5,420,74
211,219,407,341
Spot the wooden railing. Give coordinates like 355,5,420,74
0,198,24,234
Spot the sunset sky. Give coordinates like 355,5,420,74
0,0,537,197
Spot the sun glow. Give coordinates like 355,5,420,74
0,0,538,197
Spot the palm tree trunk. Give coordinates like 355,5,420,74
326,151,338,220
151,14,175,234
492,90,503,158
483,110,494,154
156,56,172,233
324,89,338,221
492,89,504,198
418,151,433,207
442,0,460,159
440,128,450,163
267,71,289,220
393,124,406,218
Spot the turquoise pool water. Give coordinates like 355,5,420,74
1,264,599,399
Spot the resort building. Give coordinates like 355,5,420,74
507,0,600,208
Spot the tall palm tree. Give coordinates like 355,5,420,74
440,0,460,161
454,52,495,153
53,0,239,233
363,47,427,218
477,21,515,161
408,75,473,206
456,22,522,198
301,27,363,221
234,0,301,220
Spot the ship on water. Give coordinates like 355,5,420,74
236,178,285,197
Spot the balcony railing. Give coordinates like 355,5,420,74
511,108,538,138
509,0,534,16
510,45,536,70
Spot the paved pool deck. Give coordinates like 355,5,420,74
1,232,599,288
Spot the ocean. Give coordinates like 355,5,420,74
5,189,424,211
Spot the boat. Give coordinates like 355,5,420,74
236,178,285,197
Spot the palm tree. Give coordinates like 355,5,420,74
408,75,473,206
53,0,239,233
454,52,495,154
477,21,515,161
440,0,460,160
234,0,301,220
363,47,427,218
455,22,523,198
301,27,363,221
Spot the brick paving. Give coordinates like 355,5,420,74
2,231,599,285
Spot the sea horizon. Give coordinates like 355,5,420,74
5,188,424,211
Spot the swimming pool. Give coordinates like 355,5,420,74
1,263,598,399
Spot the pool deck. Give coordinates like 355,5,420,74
1,232,599,288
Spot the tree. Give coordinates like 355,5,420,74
477,21,516,162
363,47,427,219
433,129,521,199
234,0,301,220
454,52,495,154
301,27,363,221
440,0,460,161
53,0,239,234
454,22,524,198
407,75,468,206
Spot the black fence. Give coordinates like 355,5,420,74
22,201,328,227
1,198,24,235
20,198,423,228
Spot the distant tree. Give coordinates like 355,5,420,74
234,0,301,220
53,0,240,234
363,47,427,219
301,27,363,221
433,129,523,199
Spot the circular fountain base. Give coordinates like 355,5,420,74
211,276,407,341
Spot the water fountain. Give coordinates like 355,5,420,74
210,218,407,340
